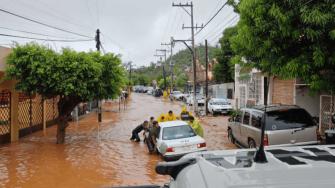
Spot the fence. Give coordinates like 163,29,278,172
18,94,59,138
319,95,334,136
0,91,11,144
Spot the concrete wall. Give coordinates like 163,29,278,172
295,86,320,117
209,83,234,99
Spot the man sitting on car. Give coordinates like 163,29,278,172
158,114,166,122
180,106,192,121
166,110,177,121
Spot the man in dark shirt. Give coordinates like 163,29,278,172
130,120,148,142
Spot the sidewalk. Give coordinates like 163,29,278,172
199,115,237,150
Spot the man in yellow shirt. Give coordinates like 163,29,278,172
157,114,166,122
179,106,193,121
166,110,177,121
189,116,204,137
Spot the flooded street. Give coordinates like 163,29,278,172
0,93,235,188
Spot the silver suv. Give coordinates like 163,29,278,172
227,105,318,148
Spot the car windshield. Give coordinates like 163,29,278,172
265,108,315,130
162,125,196,140
173,91,182,94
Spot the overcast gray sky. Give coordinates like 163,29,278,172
0,0,238,66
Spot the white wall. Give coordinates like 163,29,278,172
295,86,320,117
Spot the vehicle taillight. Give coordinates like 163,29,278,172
263,134,269,146
197,142,206,148
166,147,174,152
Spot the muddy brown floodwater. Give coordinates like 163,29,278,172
0,93,236,188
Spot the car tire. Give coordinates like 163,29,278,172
248,139,256,148
228,129,235,144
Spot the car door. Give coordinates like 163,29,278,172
240,110,251,147
230,110,243,143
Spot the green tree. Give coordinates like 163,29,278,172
158,77,171,89
6,43,125,144
230,0,335,92
175,73,188,89
213,26,237,83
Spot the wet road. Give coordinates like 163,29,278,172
0,93,235,188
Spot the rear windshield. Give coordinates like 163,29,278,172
162,125,196,140
265,108,315,130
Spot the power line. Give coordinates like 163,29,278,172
0,26,78,39
19,0,94,33
0,33,94,42
199,13,237,41
0,8,93,39
195,1,229,36
207,15,239,44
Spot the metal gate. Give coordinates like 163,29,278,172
319,95,334,136
239,85,247,108
18,94,44,137
0,91,11,144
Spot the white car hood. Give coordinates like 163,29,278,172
170,145,335,188
211,104,232,109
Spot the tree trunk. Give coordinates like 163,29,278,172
56,96,80,144
56,115,68,144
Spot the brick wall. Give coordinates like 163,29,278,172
272,78,294,105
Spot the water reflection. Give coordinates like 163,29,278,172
0,94,235,187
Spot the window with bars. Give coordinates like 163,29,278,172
248,75,262,103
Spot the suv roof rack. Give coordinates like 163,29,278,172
251,104,299,111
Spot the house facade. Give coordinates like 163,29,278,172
234,64,322,116
234,64,334,136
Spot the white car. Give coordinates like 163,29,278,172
156,145,335,188
170,91,186,100
156,121,206,161
186,95,205,106
208,98,233,115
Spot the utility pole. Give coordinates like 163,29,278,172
161,37,175,91
154,53,167,90
205,40,209,115
173,2,203,113
156,49,168,91
128,61,133,85
95,29,102,123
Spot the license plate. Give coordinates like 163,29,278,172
177,145,195,152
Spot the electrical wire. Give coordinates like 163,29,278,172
199,12,237,41
0,8,93,39
18,0,95,33
0,26,78,39
0,33,94,42
207,15,239,44
195,1,229,36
